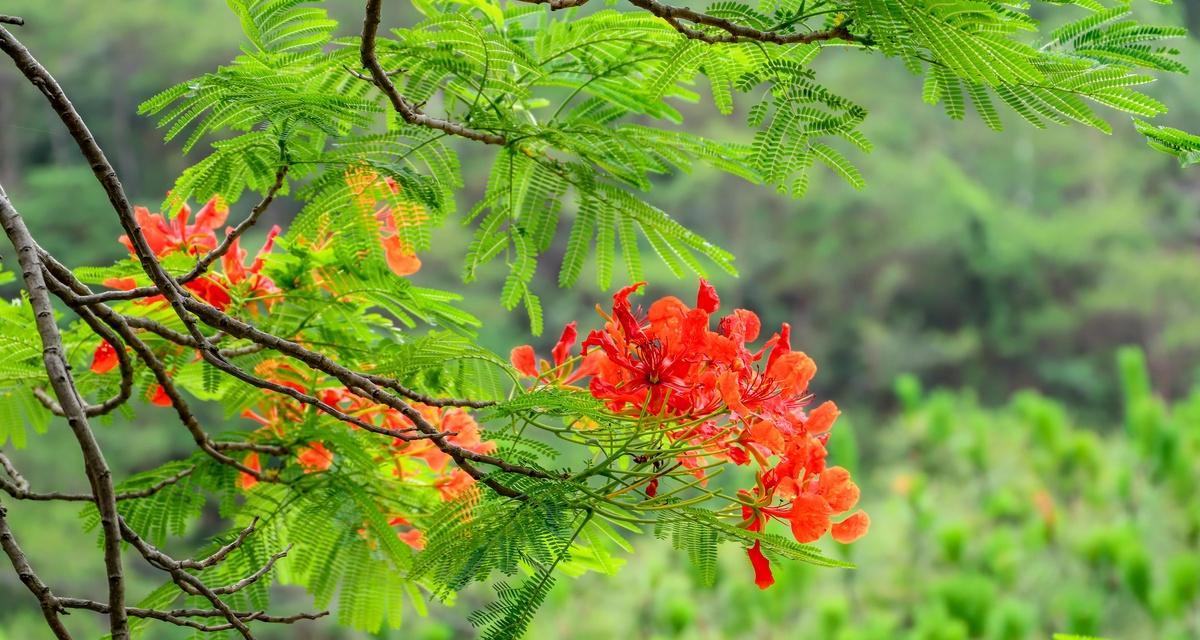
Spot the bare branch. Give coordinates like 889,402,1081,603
36,264,268,480
31,301,134,417
0,189,129,639
210,544,292,595
120,520,256,639
179,295,554,497
0,453,194,502
360,0,507,145
522,0,591,8
179,518,259,570
0,15,23,26
58,599,327,632
623,0,868,45
364,373,497,409
0,502,74,639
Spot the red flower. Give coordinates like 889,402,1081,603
239,453,261,491
91,341,119,374
297,442,333,472
103,214,282,312
347,168,426,276
389,516,426,550
150,385,172,407
511,321,599,385
119,197,227,257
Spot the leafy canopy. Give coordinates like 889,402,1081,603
0,0,1195,638
142,0,1193,333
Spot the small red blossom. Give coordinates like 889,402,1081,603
347,168,426,276
510,321,599,385
297,442,333,473
91,341,120,374
239,453,261,491
150,385,172,407
103,199,282,312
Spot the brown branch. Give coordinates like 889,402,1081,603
179,518,259,570
0,452,29,492
523,0,591,8
35,263,268,480
0,453,194,502
119,519,256,640
31,302,133,417
58,599,327,632
0,191,129,638
360,0,508,145
364,373,497,409
209,545,291,595
0,15,23,26
0,501,74,639
76,166,290,305
624,0,867,45
179,295,554,497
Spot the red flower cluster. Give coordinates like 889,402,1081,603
101,197,282,312
513,281,868,589
235,368,493,550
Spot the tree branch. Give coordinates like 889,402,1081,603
119,519,256,639
360,0,508,145
0,453,194,502
58,599,328,632
624,0,867,45
0,501,74,639
0,189,129,638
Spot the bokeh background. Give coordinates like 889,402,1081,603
3,1,1200,638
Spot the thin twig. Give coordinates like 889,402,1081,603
120,520,256,640
360,0,507,145
0,454,194,502
58,598,327,632
0,502,73,639
623,0,868,45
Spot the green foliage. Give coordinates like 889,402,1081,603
4,0,1200,637
132,0,1195,331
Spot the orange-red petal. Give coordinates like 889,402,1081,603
789,493,832,543
239,453,261,491
766,351,816,396
806,400,840,434
818,466,860,513
696,278,720,314
510,345,539,377
297,442,333,472
397,528,426,551
381,234,421,276
747,540,775,589
90,341,120,374
150,385,172,407
718,371,750,415
831,510,870,544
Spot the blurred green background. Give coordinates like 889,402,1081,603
2,1,1200,638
